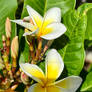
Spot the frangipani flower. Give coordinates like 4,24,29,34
11,5,66,40
20,49,82,92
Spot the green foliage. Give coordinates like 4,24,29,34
58,9,87,75
77,3,92,40
85,9,92,40
81,71,92,91
54,3,92,76
0,0,17,47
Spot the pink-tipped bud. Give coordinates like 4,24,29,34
5,17,11,38
11,36,19,58
21,72,30,85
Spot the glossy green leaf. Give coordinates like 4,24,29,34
77,3,92,40
81,72,92,91
59,9,87,75
85,9,92,40
0,0,17,47
18,0,76,62
22,0,76,17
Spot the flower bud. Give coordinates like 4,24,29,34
21,72,30,85
11,84,18,91
0,63,5,70
11,36,19,58
2,35,6,41
5,17,11,38
2,35,6,50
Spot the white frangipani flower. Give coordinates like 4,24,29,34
20,49,82,92
11,5,66,40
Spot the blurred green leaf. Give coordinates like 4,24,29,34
0,0,17,47
59,9,87,75
18,0,76,62
19,53,26,64
81,71,92,91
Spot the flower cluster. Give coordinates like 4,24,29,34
11,5,66,40
0,5,82,92
0,18,20,91
20,49,82,92
11,5,82,92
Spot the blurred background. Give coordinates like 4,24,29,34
76,0,92,8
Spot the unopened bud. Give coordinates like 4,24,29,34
2,35,6,41
11,36,19,58
21,72,30,85
2,35,6,51
11,84,18,91
0,63,5,70
5,17,11,38
2,53,8,63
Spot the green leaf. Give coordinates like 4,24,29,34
85,9,92,40
22,0,76,17
81,72,92,91
38,61,45,73
77,3,92,40
58,9,87,75
19,0,76,62
0,0,17,47
19,53,26,64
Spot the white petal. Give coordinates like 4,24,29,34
23,16,31,21
54,76,82,92
11,20,34,30
45,49,64,83
23,16,37,26
23,28,39,36
44,7,61,24
41,23,66,40
28,83,46,92
26,5,43,28
47,85,69,92
40,7,61,33
20,63,45,85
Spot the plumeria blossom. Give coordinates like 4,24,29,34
11,5,66,40
20,49,82,92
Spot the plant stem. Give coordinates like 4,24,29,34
12,58,17,74
6,38,10,56
35,37,42,61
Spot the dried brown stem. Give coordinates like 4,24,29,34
39,40,54,60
